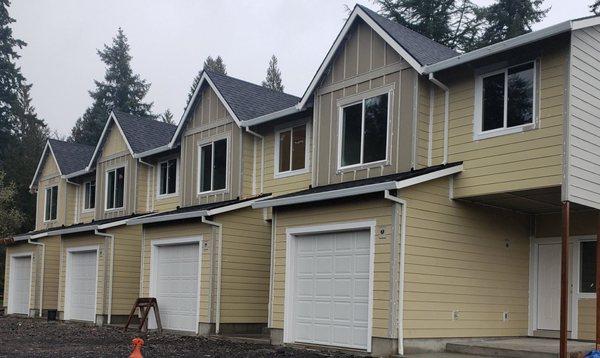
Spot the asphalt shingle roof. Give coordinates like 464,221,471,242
357,5,458,66
48,139,95,175
205,70,300,121
112,110,178,154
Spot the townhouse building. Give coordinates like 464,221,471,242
4,4,600,357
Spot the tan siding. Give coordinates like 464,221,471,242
416,78,431,168
35,154,65,231
4,243,39,311
100,125,129,159
95,154,136,219
39,236,60,310
136,163,149,213
109,225,142,315
241,132,255,197
579,298,595,340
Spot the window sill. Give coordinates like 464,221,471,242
274,168,309,179
104,207,124,212
197,188,228,196
81,209,95,214
337,159,389,174
474,123,536,141
157,192,179,200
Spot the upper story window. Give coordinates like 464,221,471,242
105,166,125,210
158,158,178,197
198,138,227,193
44,185,58,221
83,180,96,211
275,123,308,177
339,93,389,169
475,61,536,140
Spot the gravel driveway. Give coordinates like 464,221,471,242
0,316,360,357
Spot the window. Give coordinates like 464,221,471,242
83,180,96,210
158,158,178,196
106,167,125,210
340,93,389,168
580,241,596,294
276,124,307,175
477,62,535,137
199,138,227,193
44,186,58,221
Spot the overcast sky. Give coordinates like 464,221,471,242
9,0,594,136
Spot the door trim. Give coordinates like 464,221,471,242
283,220,376,352
7,252,33,315
149,236,203,333
64,245,100,322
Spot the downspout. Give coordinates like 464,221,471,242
138,158,155,212
428,73,449,165
383,190,407,356
27,239,45,318
201,216,223,334
245,127,264,194
94,229,115,325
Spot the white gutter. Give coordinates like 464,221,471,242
27,238,45,318
244,128,264,194
134,145,172,159
253,165,463,209
428,74,449,164
240,106,303,127
201,216,223,334
94,229,115,325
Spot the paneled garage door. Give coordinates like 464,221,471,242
8,255,32,315
292,230,370,350
66,250,98,322
152,243,200,332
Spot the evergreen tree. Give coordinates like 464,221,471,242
261,55,284,92
186,55,227,106
476,0,548,48
0,0,26,169
71,28,153,145
0,169,24,296
161,108,175,124
591,0,600,14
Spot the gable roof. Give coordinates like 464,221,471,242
29,139,95,189
170,70,300,145
297,4,457,109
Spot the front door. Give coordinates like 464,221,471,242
537,242,561,330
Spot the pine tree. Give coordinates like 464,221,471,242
591,0,600,14
262,55,284,92
0,169,24,295
476,0,548,48
161,108,175,125
0,0,26,169
186,55,227,106
71,28,153,145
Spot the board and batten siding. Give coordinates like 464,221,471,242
35,153,66,231
567,25,600,210
312,19,416,187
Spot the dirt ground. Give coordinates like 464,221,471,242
0,316,363,357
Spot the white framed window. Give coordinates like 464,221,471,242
474,61,537,140
44,185,58,221
198,138,228,194
580,240,596,294
157,158,178,197
337,92,390,170
275,122,309,177
83,180,96,211
105,166,125,210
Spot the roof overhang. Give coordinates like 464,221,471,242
26,214,153,239
240,105,306,127
29,141,63,190
253,164,463,209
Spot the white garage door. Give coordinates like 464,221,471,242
293,230,370,350
152,243,200,332
67,250,98,322
8,255,32,315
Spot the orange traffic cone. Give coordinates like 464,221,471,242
129,338,144,358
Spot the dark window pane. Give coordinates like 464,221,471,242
115,167,125,208
213,139,227,190
482,72,505,131
341,103,362,166
581,241,596,293
107,171,115,209
507,63,534,127
363,94,388,163
279,130,291,172
200,145,212,192
51,186,58,220
291,126,306,171
45,188,52,220
89,181,95,209
167,159,177,194
159,162,168,195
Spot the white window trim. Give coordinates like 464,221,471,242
64,245,99,322
156,157,180,199
104,166,126,211
197,136,230,195
274,121,311,179
474,60,538,141
82,180,96,213
336,89,392,172
43,185,58,222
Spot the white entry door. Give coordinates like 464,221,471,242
152,243,200,332
292,230,370,350
537,242,561,330
66,250,98,322
8,255,32,315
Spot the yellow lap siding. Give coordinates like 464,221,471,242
108,225,142,315
39,236,60,310
578,298,595,340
